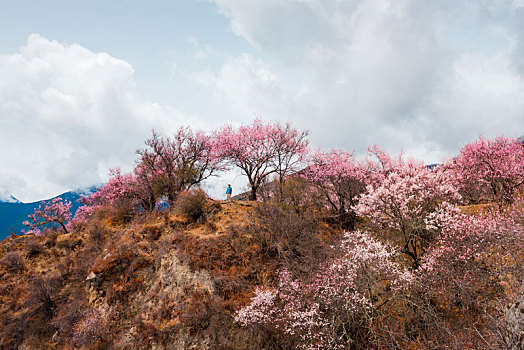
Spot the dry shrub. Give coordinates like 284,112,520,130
1,251,24,273
265,177,325,216
90,235,143,276
132,316,159,345
70,249,95,282
86,220,108,249
175,188,207,222
501,286,524,349
89,232,153,306
55,236,82,252
89,205,135,227
51,294,89,342
369,277,513,349
371,294,446,348
142,284,273,350
281,177,324,213
11,273,63,345
247,202,332,276
140,224,162,241
44,231,58,248
178,290,218,331
26,274,61,320
0,312,27,349
177,290,274,350
262,177,358,229
24,237,43,257
56,238,71,251
204,220,218,234
106,270,146,305
56,256,73,277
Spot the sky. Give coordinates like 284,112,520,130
1,0,523,202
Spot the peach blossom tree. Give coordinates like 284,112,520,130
304,149,365,218
137,126,223,206
447,136,524,204
23,197,72,234
73,169,139,224
216,119,309,200
354,152,461,268
235,231,413,349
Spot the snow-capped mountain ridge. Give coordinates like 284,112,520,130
0,191,21,203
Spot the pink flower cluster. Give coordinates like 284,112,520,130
234,134,524,348
354,152,461,268
23,197,72,235
236,231,412,349
215,118,309,200
304,149,365,212
355,159,460,231
419,202,524,300
72,168,139,225
234,287,277,326
72,309,102,347
447,135,524,203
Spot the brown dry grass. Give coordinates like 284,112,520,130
3,196,518,349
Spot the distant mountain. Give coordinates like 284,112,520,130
0,194,21,204
0,186,97,241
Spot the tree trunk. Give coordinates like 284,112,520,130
249,187,257,201
59,222,68,234
167,192,177,209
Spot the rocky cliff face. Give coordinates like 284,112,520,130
503,282,524,349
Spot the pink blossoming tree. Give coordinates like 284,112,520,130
23,197,72,234
360,144,404,188
216,119,309,200
132,163,161,211
236,230,413,349
304,149,365,223
447,135,524,204
268,122,309,199
354,153,461,268
73,169,140,225
420,201,524,307
137,126,223,206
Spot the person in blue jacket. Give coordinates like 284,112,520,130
226,184,232,201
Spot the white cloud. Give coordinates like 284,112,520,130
4,2,524,202
184,53,286,120
197,0,524,161
0,34,192,202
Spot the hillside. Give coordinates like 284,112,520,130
1,129,523,349
0,198,338,349
1,194,523,349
